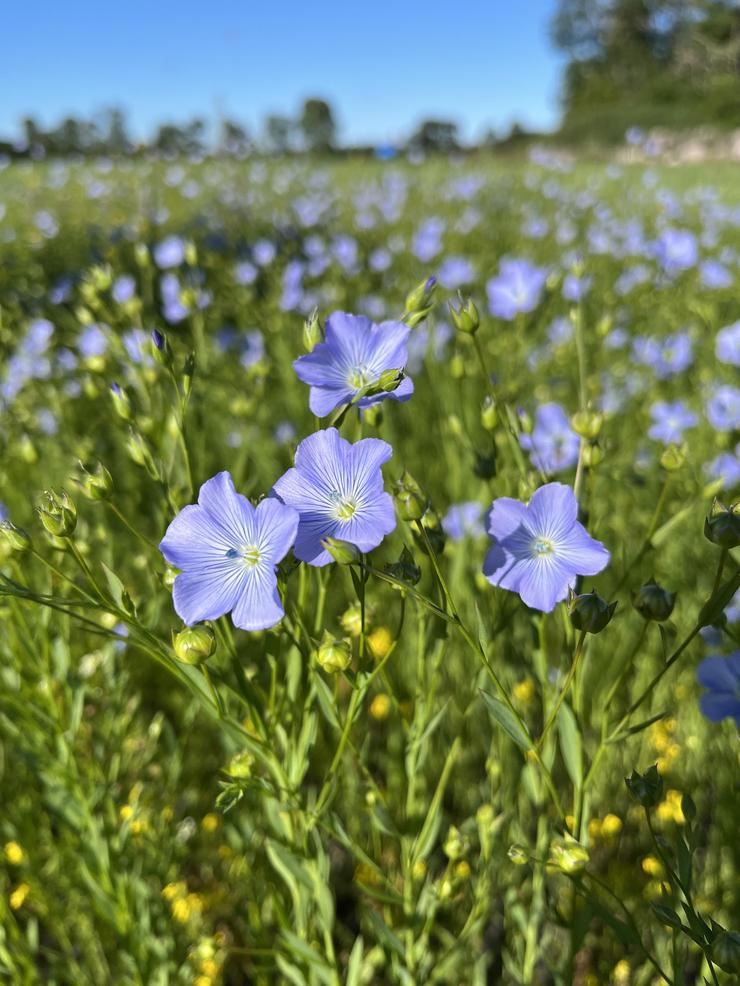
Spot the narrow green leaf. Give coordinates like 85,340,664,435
480,691,532,751
557,702,582,787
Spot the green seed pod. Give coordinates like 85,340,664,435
632,580,676,622
110,382,132,422
316,630,352,673
625,764,663,807
571,409,603,440
568,590,617,634
377,368,404,393
173,624,216,665
75,461,114,501
37,490,77,538
704,500,740,550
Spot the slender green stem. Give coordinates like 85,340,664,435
612,474,672,595
537,631,587,752
107,501,159,551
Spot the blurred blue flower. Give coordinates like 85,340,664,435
240,330,266,369
706,451,740,490
487,259,547,320
562,273,592,302
154,235,186,269
520,403,580,473
648,400,698,443
293,311,413,417
160,471,298,631
716,320,740,366
700,259,732,289
442,502,485,541
437,256,475,291
413,218,445,263
272,428,395,566
706,385,740,432
122,329,154,366
78,323,108,359
633,332,693,379
234,260,258,285
112,275,136,304
696,653,740,727
483,483,609,612
652,228,698,273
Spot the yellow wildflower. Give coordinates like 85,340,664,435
10,883,30,910
4,841,24,865
370,694,391,721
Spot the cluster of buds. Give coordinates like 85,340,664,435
704,498,740,549
568,589,617,634
632,579,676,622
403,277,437,328
571,408,605,468
37,490,77,538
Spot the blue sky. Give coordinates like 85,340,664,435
1,1,565,144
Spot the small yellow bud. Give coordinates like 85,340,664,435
9,883,30,910
4,842,24,865
369,694,391,721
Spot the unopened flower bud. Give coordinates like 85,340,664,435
517,407,533,435
569,590,617,634
448,294,480,335
625,764,663,807
549,836,589,874
394,470,428,521
110,382,131,421
632,580,676,622
321,536,361,566
227,750,254,779
660,444,686,472
134,243,150,268
704,499,740,549
0,521,31,553
37,490,77,538
182,352,196,398
173,624,216,665
404,276,437,328
316,630,351,673
507,844,529,866
443,825,465,861
481,395,498,431
75,461,113,501
571,409,603,440
377,368,404,393
303,308,323,352
184,242,198,266
150,329,173,367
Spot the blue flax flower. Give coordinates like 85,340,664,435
293,311,413,417
486,258,547,320
648,400,698,444
696,653,740,727
483,483,609,612
160,472,299,631
272,428,396,566
520,403,580,473
442,502,485,541
706,385,740,432
716,320,740,366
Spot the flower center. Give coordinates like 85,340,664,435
329,490,358,521
532,537,554,557
347,364,372,390
226,544,262,568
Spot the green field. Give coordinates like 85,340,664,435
0,156,738,985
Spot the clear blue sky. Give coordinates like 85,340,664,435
1,1,565,144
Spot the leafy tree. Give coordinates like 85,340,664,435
299,98,337,153
264,114,295,154
408,119,460,154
